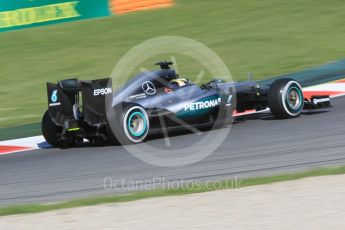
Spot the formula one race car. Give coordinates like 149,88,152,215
42,61,330,147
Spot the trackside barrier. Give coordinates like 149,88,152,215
0,0,175,32
0,0,111,32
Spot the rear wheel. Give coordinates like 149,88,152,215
41,111,76,147
110,105,150,145
268,79,304,119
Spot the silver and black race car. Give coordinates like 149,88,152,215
42,61,330,147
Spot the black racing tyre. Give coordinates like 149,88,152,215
268,78,304,119
41,110,76,147
109,105,150,145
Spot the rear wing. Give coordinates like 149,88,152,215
46,78,112,127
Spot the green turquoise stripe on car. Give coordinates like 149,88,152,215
176,95,221,119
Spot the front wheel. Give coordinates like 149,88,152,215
268,79,304,119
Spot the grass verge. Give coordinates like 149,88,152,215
1,165,345,217
0,122,40,141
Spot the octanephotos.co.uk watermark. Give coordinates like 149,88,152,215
103,176,242,192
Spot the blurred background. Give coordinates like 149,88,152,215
1,0,345,130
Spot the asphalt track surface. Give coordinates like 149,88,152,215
1,97,345,207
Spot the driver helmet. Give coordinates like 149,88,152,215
170,78,189,87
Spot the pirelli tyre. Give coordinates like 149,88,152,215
111,105,150,145
268,79,304,119
41,110,76,147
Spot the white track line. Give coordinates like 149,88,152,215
0,135,47,149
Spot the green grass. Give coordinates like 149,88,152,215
0,122,41,141
1,165,345,216
1,0,345,127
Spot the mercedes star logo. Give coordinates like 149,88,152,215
142,81,156,95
